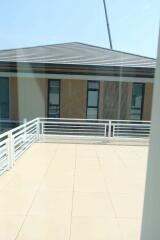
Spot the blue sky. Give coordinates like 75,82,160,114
0,0,159,57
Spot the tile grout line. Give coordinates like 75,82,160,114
14,144,59,240
68,144,77,240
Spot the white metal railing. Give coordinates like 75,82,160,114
0,118,39,175
0,117,151,175
39,118,151,139
112,122,151,138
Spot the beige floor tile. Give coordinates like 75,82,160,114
118,219,142,240
16,215,70,240
0,171,15,191
6,172,44,189
0,143,148,240
76,156,100,174
0,188,36,214
48,159,75,174
70,217,122,240
73,192,115,217
0,215,24,240
111,193,144,218
29,188,72,216
105,175,141,194
74,173,106,192
42,173,74,190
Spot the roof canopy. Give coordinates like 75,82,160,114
0,42,156,68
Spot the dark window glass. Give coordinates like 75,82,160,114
87,81,100,119
48,80,60,118
88,91,99,107
0,78,9,119
130,83,144,120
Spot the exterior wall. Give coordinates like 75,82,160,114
9,77,18,120
142,83,153,120
98,81,105,119
16,77,47,121
125,83,133,119
8,76,153,121
100,81,132,120
60,79,87,118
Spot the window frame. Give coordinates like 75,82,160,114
86,80,100,119
130,82,145,120
0,77,9,119
47,79,61,118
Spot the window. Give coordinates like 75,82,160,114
48,80,60,118
0,78,9,119
130,83,144,120
87,81,100,119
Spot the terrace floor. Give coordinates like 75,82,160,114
0,142,148,240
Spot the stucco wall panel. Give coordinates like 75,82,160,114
60,80,87,118
17,78,47,120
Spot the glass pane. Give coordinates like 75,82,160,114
0,78,9,103
88,81,99,89
50,80,60,88
49,80,60,105
49,91,59,105
0,78,9,119
0,103,9,119
130,109,141,120
87,108,98,119
88,91,98,107
48,105,60,118
131,83,143,108
131,83,144,119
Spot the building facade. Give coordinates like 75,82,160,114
0,42,156,121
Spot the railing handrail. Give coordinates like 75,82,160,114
40,120,108,126
40,117,151,123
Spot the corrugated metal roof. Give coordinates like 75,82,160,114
0,42,156,68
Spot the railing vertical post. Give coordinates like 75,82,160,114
112,124,115,137
23,118,27,143
104,124,107,137
7,132,14,169
108,120,112,138
36,118,40,141
42,121,44,135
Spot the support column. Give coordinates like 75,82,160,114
141,29,160,239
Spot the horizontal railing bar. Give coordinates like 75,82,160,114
0,147,7,156
39,117,151,123
0,139,8,147
15,139,35,160
41,121,106,126
43,125,106,129
13,123,37,138
43,127,105,132
14,135,37,153
114,123,150,127
114,133,150,136
114,129,150,132
41,134,106,138
44,131,104,136
11,118,38,134
0,157,7,164
0,154,7,161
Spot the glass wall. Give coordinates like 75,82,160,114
130,83,144,120
87,81,100,119
0,78,9,119
48,80,60,118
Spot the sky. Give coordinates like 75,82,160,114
0,0,159,58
